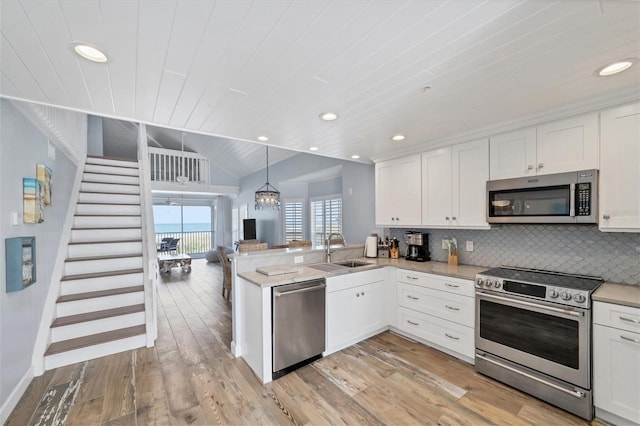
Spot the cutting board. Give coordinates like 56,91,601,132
256,265,299,276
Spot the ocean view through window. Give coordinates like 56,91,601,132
153,205,213,255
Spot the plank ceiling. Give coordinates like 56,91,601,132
1,0,639,166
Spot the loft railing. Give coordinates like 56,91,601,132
148,147,211,185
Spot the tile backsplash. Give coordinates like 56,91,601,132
387,225,640,285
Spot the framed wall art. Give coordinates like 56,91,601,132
36,164,52,206
23,177,44,223
5,236,36,292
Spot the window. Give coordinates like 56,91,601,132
283,199,304,243
310,195,342,246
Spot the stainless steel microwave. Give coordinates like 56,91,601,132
487,170,598,224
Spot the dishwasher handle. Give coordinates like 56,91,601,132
274,282,326,297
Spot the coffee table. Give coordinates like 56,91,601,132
158,254,192,273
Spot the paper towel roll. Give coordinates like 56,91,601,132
364,236,378,257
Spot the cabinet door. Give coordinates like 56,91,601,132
489,127,537,179
536,112,598,175
599,103,640,231
593,324,640,424
452,139,489,228
357,281,385,335
422,147,452,226
326,288,358,352
375,155,421,226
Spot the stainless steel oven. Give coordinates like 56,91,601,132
474,267,602,420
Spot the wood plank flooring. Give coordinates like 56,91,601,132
7,259,608,425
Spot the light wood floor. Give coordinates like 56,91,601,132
7,259,606,426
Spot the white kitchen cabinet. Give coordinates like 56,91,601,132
422,139,489,229
395,270,475,361
375,154,422,226
599,102,640,232
593,302,640,425
325,270,386,355
489,112,598,179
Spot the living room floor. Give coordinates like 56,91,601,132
7,259,603,425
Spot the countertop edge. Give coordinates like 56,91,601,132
593,282,640,309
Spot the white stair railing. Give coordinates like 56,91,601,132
138,125,159,345
148,147,210,185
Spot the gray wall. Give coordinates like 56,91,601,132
0,100,78,409
238,153,375,246
388,225,640,285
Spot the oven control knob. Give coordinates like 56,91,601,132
475,277,484,287
573,294,586,304
494,281,501,289
485,280,494,288
548,289,559,299
560,291,572,301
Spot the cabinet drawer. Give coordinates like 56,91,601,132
594,302,640,333
397,306,474,359
397,269,474,298
397,282,474,327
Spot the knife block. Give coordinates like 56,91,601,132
448,253,458,266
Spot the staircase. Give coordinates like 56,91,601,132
44,156,148,370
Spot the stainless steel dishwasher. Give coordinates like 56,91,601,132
272,279,326,379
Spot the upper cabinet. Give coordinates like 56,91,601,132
599,103,640,232
375,154,422,227
490,112,598,180
422,139,490,229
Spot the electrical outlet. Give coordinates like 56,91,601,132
466,240,474,252
294,256,304,264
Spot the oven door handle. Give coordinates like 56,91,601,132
477,292,583,318
476,353,586,399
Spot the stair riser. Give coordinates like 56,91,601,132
44,334,146,371
78,193,141,204
86,157,139,168
71,228,142,243
64,257,143,276
81,182,140,195
76,204,141,216
57,292,145,317
85,164,139,176
68,242,142,258
83,173,139,185
73,216,141,229
61,273,144,295
51,312,146,342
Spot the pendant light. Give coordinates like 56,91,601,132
254,146,280,210
176,133,189,185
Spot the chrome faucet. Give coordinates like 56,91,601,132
326,232,346,263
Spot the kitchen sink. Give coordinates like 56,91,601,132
307,263,348,272
333,260,373,268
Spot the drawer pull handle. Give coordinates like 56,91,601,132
445,333,459,340
621,335,640,344
620,316,640,324
445,305,460,311
445,283,459,288
407,295,419,300
406,276,419,280
407,320,419,326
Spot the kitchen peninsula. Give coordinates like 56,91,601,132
229,244,485,384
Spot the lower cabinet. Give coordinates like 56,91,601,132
395,270,475,361
325,270,386,355
593,302,640,425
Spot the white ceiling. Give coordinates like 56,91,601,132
1,0,639,164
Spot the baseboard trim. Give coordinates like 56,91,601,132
0,366,34,424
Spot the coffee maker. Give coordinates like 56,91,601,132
405,232,430,262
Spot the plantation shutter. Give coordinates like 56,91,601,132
310,196,342,246
283,200,303,242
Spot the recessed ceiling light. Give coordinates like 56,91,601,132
595,59,635,77
309,146,319,151
320,112,338,121
257,135,268,142
351,155,360,159
392,134,406,142
73,44,107,63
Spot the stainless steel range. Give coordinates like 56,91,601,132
474,266,603,420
